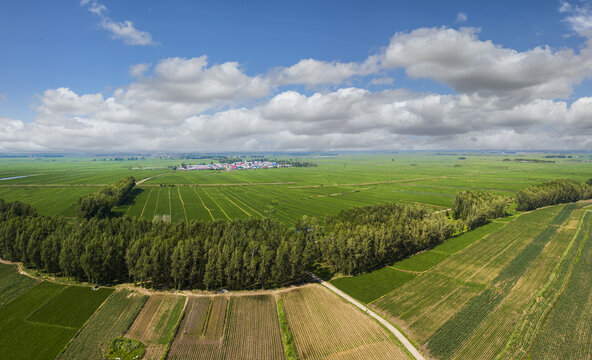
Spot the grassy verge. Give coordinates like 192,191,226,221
277,298,299,360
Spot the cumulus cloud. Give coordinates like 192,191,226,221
456,12,468,23
81,0,155,46
270,58,377,86
33,57,269,128
3,22,592,152
376,27,592,100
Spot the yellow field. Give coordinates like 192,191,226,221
281,284,410,360
168,294,284,360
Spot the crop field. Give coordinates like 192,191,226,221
1,154,591,224
0,263,39,306
331,221,506,304
0,281,113,360
529,210,592,360
59,289,148,359
125,293,186,359
370,205,560,343
281,284,411,360
431,205,580,360
168,294,284,360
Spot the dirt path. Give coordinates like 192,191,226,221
312,275,426,360
136,171,174,185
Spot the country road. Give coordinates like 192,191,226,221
315,276,427,360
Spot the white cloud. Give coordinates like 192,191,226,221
456,12,468,23
377,27,592,100
560,1,592,37
129,63,151,78
100,19,154,46
81,0,155,46
4,23,592,152
369,77,394,86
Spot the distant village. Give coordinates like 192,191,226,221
176,161,292,171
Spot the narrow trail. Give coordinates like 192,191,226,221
312,274,426,360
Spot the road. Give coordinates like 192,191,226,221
313,275,426,360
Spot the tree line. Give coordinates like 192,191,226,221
515,179,592,211
0,199,313,290
76,176,136,219
311,203,460,275
452,190,508,229
5,176,589,290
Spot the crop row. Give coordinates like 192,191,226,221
425,204,575,359
370,206,558,343
58,289,148,359
281,285,410,359
529,209,592,359
125,294,185,360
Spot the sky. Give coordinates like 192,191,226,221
1,0,592,153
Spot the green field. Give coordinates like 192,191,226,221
58,289,148,359
1,153,591,223
1,153,592,360
0,263,39,306
331,221,506,303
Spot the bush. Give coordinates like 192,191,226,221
106,337,145,360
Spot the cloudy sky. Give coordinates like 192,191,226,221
1,0,592,152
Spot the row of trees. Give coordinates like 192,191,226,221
314,203,460,275
0,200,313,290
0,198,462,287
76,176,136,219
515,179,592,211
452,191,508,229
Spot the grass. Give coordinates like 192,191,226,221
277,298,299,360
331,267,416,304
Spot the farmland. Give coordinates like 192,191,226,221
281,284,411,359
125,294,186,359
168,294,285,360
1,153,592,223
323,202,592,360
0,153,591,360
0,279,113,360
58,289,148,359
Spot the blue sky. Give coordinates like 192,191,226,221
1,0,592,152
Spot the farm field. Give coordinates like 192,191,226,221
529,209,592,360
125,293,186,360
0,280,113,360
331,221,507,304
281,284,411,359
168,294,285,360
1,153,592,224
333,203,592,360
0,262,39,306
58,289,147,360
